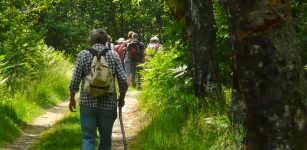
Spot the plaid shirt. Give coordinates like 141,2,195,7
69,44,128,110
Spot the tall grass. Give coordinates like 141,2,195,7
130,88,236,150
129,38,237,149
0,51,72,147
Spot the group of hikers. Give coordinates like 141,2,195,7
110,31,162,89
68,28,162,150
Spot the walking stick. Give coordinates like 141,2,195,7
119,106,128,150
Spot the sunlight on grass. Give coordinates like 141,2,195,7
130,88,236,150
0,52,72,148
30,112,82,150
130,42,237,149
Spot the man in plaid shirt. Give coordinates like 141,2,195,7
69,28,128,150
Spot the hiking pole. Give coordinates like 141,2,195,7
119,106,128,150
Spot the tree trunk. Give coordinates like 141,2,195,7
224,0,307,149
186,0,220,97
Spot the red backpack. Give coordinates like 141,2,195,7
126,41,143,62
114,44,125,63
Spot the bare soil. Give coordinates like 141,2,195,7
2,101,69,150
112,91,143,150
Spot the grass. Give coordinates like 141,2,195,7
25,88,237,150
30,111,82,150
0,52,72,148
129,88,237,150
125,46,238,149
30,73,137,149
0,116,22,147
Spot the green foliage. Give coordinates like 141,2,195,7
131,87,236,149
131,105,188,149
0,116,22,147
140,20,189,105
181,115,235,150
213,0,231,85
42,0,174,56
0,0,62,91
13,51,71,121
131,18,236,148
0,0,305,149
141,40,190,104
291,0,307,64
0,51,72,147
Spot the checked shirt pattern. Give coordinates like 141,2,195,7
69,44,128,110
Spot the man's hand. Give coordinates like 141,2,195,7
69,97,76,112
118,94,125,107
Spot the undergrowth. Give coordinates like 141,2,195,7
0,49,72,147
130,36,236,149
131,86,236,149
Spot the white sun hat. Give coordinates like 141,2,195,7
150,36,159,43
117,38,125,43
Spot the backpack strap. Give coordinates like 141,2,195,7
100,48,115,78
87,48,98,57
108,42,112,50
101,48,110,56
87,48,110,58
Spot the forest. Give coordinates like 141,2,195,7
0,0,306,149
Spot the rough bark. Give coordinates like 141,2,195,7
224,0,307,149
186,0,220,97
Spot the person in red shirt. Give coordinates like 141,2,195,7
120,31,134,85
114,38,125,64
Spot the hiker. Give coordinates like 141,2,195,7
125,33,145,89
69,28,128,150
121,31,134,85
114,37,125,64
120,31,134,49
145,36,162,60
107,35,114,50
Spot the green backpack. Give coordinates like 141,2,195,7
84,48,114,96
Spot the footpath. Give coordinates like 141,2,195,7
112,91,142,150
2,91,142,150
3,101,69,150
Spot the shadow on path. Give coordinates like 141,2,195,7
2,101,69,150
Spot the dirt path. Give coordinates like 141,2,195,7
2,91,143,150
112,91,143,150
2,101,69,150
